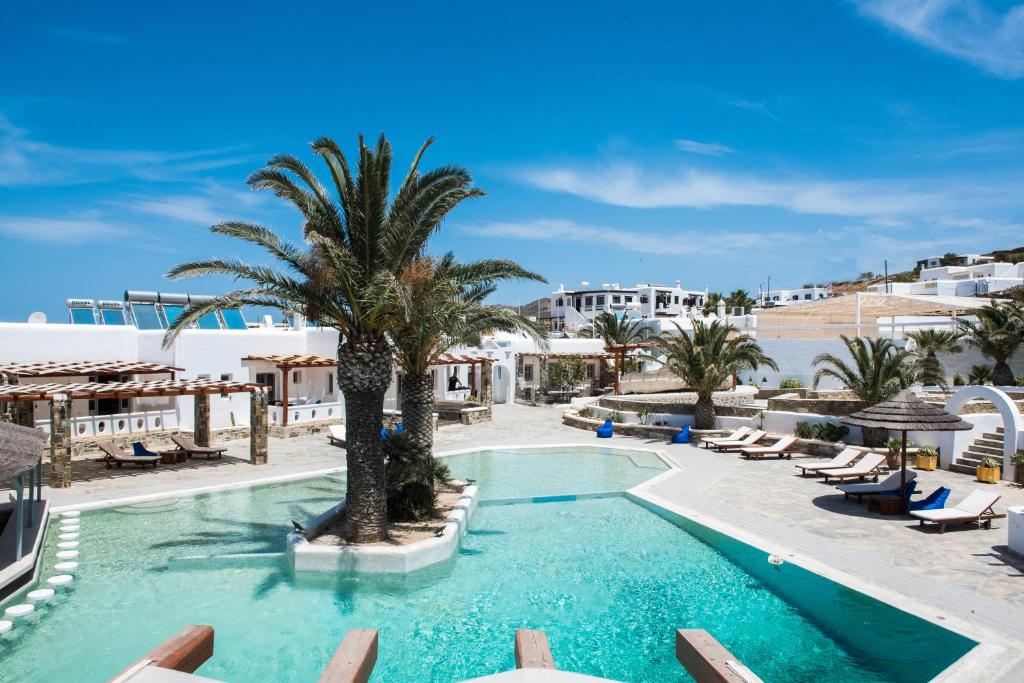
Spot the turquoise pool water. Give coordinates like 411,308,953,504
0,447,973,682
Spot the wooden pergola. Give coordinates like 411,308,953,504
607,343,654,394
430,353,495,405
242,354,337,426
0,360,182,379
0,378,270,488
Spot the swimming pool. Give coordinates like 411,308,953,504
0,446,974,682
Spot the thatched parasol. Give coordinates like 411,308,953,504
842,390,972,512
0,419,47,481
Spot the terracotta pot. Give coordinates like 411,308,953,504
976,466,1001,484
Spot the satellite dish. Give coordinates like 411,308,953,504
28,311,47,324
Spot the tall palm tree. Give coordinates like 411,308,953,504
725,289,755,313
592,311,646,348
649,321,777,429
391,254,545,497
163,134,482,543
701,292,723,316
957,301,1022,386
905,328,963,388
812,336,912,446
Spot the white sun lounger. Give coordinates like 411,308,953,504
795,448,861,477
710,430,766,452
700,427,751,448
328,424,346,447
820,452,886,483
740,435,797,459
912,490,1005,533
837,470,917,502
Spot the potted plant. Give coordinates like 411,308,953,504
635,406,650,425
884,436,903,470
915,444,938,471
1012,451,1024,485
977,456,1001,484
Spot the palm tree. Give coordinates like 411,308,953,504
905,329,963,388
702,292,723,316
649,321,777,428
957,301,1022,386
391,254,545,500
163,134,482,543
812,336,912,446
968,364,993,385
725,289,755,313
592,311,646,348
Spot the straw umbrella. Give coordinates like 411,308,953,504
842,390,972,512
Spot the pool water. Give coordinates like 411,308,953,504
0,447,973,682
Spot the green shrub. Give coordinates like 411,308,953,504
952,373,965,386
919,444,938,458
577,407,593,419
979,456,1000,469
383,431,451,522
1016,375,1024,387
779,378,803,389
794,421,815,439
608,410,622,423
634,406,650,424
813,421,850,442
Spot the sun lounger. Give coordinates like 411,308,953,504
819,452,886,483
328,424,346,447
170,434,226,459
699,427,751,448
867,480,918,513
837,470,918,502
741,435,797,459
98,441,160,469
795,447,861,477
911,490,1005,533
709,430,766,452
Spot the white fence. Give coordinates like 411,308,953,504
35,409,179,439
269,401,343,426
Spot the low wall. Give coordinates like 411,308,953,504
755,388,807,399
767,397,864,416
460,406,492,424
563,411,681,440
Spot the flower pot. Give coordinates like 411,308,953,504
976,465,1001,484
915,453,938,471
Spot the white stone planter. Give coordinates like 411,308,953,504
1008,506,1024,558
288,485,479,574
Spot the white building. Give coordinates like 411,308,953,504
757,286,831,308
548,281,705,333
869,261,1024,297
916,253,993,270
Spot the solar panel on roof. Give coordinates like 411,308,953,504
100,309,127,325
69,307,96,325
162,304,185,327
131,303,164,330
197,312,222,330
220,308,247,330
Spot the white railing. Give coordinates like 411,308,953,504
268,400,342,426
35,409,179,439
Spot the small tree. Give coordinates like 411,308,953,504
958,301,1023,386
905,329,963,388
547,355,587,393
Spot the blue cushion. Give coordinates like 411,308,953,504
132,442,156,457
909,487,950,511
380,427,390,440
395,423,404,433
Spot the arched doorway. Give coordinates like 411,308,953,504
944,386,1022,481
492,365,510,404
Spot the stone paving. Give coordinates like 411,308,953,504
32,402,1024,680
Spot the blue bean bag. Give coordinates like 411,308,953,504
395,423,404,433
596,418,614,438
671,424,691,444
380,427,390,440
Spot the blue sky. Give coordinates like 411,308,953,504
2,0,1023,322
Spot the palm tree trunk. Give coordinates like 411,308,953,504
337,333,393,543
992,361,1015,387
861,426,888,448
694,394,716,430
399,370,436,483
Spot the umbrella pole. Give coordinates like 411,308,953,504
900,430,908,514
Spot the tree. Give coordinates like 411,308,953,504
811,336,912,446
724,289,755,313
957,301,1023,386
939,252,961,266
702,292,723,315
905,329,963,388
547,355,587,392
592,311,646,347
649,321,777,428
391,254,544,504
968,364,993,385
163,134,482,543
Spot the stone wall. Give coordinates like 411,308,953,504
598,395,759,416
755,388,807,399
460,406,492,425
766,397,864,416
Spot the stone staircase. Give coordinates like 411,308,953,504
950,427,1003,475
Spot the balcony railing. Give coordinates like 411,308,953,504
269,400,343,426
36,409,179,439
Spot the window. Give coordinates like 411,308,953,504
584,296,593,308
804,294,812,300
674,296,679,304
595,295,605,306
585,363,595,379
612,295,621,304
197,373,211,380
326,372,334,394
556,298,563,307
524,365,534,381
220,373,233,381
292,370,303,384
625,295,633,302
640,296,649,304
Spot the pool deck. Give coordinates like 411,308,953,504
33,402,1024,682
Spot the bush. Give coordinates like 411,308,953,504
1017,375,1024,387
952,373,965,386
794,421,815,439
979,456,1000,469
383,431,451,522
577,407,593,418
919,444,938,458
779,378,803,389
608,410,622,423
813,421,850,442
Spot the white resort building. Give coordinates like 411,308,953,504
869,258,1024,298
547,281,706,333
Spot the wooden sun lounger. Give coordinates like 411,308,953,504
837,470,917,502
170,434,226,460
710,430,766,452
328,424,346,447
98,441,160,469
912,490,1005,533
820,452,886,483
675,629,764,683
700,427,751,448
741,435,797,459
795,447,860,477
109,624,214,682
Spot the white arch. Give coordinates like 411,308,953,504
944,386,1022,476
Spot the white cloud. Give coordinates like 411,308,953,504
119,182,267,225
855,0,1024,78
0,114,252,187
517,162,939,218
0,215,125,243
674,139,735,157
